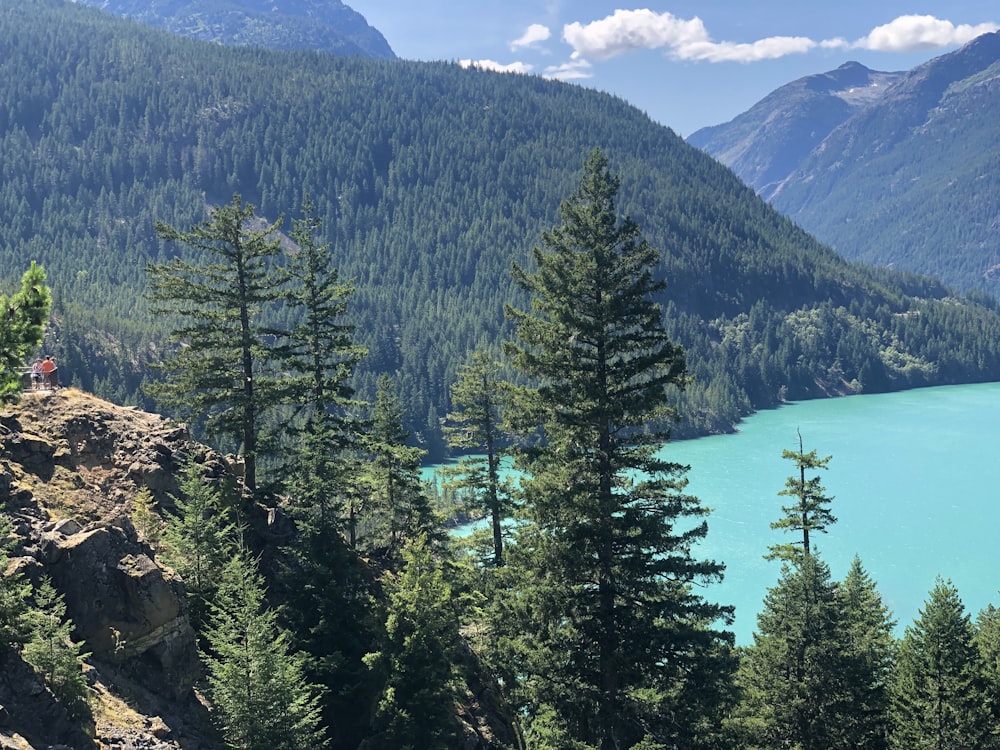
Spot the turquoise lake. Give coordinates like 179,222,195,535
427,381,1000,645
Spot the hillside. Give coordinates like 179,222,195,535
5,1,1000,455
72,0,396,59
692,32,1000,295
0,389,217,748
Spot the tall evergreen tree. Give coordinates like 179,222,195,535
361,534,462,750
735,555,851,750
502,148,732,749
890,578,989,750
768,430,835,561
840,556,896,750
0,263,51,402
443,347,512,566
202,550,326,750
147,194,284,497
974,604,1000,748
356,374,434,558
276,198,366,524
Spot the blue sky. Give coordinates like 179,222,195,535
345,1,998,136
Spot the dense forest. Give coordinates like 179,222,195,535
6,148,1000,750
5,1,1000,460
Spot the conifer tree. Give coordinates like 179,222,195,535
147,194,284,496
443,347,512,566
840,556,896,750
0,517,32,650
502,148,732,749
735,555,851,750
356,374,434,558
974,604,1000,748
768,430,835,561
202,550,326,750
361,534,462,750
160,461,237,631
0,262,51,402
23,576,91,720
890,578,989,749
276,198,366,525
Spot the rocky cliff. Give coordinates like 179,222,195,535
0,389,224,750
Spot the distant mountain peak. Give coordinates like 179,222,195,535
73,0,396,59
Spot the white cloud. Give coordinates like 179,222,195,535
678,36,816,63
854,15,999,52
542,59,593,81
562,9,814,63
458,59,534,75
511,23,551,50
559,9,999,66
563,9,709,61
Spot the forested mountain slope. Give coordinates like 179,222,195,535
72,0,395,59
687,62,903,197
5,0,1000,455
693,32,1000,296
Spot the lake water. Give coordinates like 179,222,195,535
427,382,1000,645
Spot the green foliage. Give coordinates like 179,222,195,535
22,576,91,720
202,550,326,750
0,517,32,651
0,263,51,402
160,461,237,631
767,432,835,561
361,535,462,750
147,194,285,496
502,149,733,749
839,557,896,750
354,375,434,559
442,347,512,566
5,1,1000,448
890,578,990,749
130,486,163,547
735,555,851,750
276,198,367,525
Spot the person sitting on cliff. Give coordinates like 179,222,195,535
30,357,43,390
41,355,57,389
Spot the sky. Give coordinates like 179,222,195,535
345,1,999,137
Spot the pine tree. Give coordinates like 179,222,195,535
974,604,1000,748
22,576,91,720
840,556,896,750
160,461,237,631
768,430,835,562
890,578,989,749
356,375,433,558
443,347,512,566
276,198,366,525
361,534,462,750
202,551,326,750
502,148,732,749
735,555,851,750
147,194,284,497
0,517,32,650
0,262,51,402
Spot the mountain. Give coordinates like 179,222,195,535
72,0,396,59
690,32,1000,295
687,62,903,197
6,0,1000,453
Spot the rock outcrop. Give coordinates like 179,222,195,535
0,389,220,749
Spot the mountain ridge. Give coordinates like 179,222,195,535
5,0,1000,450
71,0,396,59
690,31,1000,294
